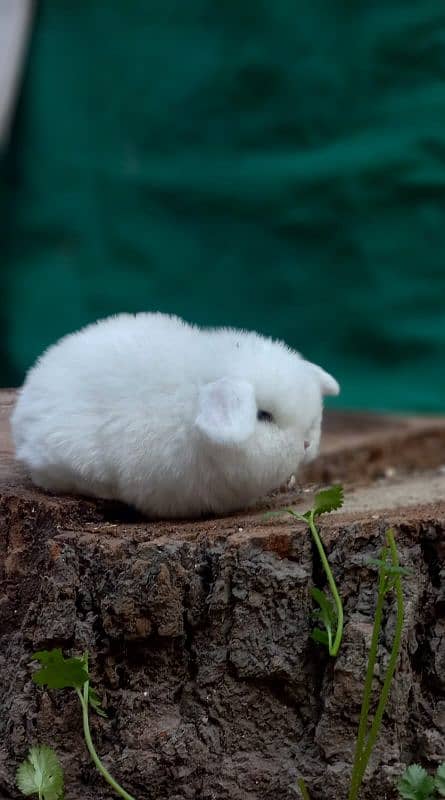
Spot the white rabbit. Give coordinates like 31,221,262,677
11,313,339,518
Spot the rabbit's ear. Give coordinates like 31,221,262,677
306,362,340,396
195,377,256,444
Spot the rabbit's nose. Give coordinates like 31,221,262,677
304,440,310,450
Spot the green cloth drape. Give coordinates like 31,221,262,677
2,2,445,411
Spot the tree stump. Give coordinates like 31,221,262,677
1,389,444,800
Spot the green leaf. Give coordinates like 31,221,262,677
398,764,436,800
88,687,107,718
435,763,445,796
311,588,337,625
366,558,411,576
311,628,329,646
312,485,344,517
310,588,337,651
31,649,88,690
388,564,411,576
366,557,388,568
16,745,64,799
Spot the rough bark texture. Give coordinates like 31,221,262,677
1,389,444,800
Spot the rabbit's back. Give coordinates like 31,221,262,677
11,313,200,497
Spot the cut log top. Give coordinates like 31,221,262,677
1,388,445,539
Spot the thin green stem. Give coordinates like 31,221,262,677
347,530,405,800
76,685,136,800
297,777,311,800
347,547,388,800
355,531,404,789
307,511,344,656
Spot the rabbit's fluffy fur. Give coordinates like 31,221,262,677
11,313,339,518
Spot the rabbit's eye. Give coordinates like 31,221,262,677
257,409,274,423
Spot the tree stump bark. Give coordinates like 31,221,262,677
1,389,444,800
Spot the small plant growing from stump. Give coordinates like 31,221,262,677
268,484,345,656
17,649,136,800
297,527,407,799
398,763,445,800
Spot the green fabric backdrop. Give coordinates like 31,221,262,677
2,2,445,411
